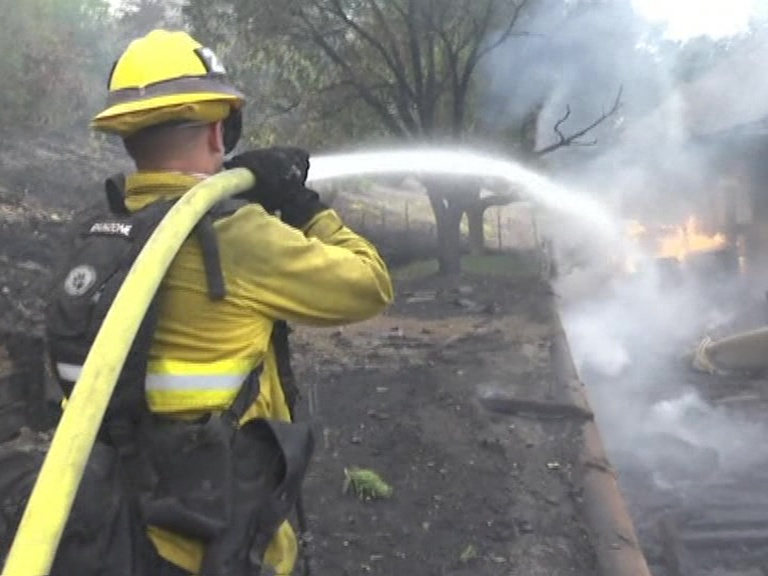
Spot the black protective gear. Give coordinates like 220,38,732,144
222,109,242,154
268,146,310,184
280,186,329,229
224,147,308,213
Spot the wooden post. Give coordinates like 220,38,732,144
405,201,410,232
497,208,502,250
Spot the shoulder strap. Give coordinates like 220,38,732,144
191,197,249,302
105,173,129,215
194,215,226,301
272,321,301,417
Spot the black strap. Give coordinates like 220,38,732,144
194,215,226,301
105,173,129,215
272,321,300,414
270,320,314,576
220,365,264,430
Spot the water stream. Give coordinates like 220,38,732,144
307,147,623,242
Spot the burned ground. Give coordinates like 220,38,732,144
292,272,598,575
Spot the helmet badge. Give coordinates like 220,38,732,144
197,47,227,75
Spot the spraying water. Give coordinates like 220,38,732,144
306,148,623,241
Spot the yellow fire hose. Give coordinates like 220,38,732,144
1,168,255,576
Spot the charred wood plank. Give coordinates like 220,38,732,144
681,527,768,548
478,393,594,422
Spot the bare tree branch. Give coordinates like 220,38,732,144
553,104,572,141
322,0,417,102
535,85,623,156
478,193,517,210
405,0,425,116
297,9,408,136
474,0,530,63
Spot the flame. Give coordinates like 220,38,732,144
655,216,727,262
620,216,728,274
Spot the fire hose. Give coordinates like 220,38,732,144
1,168,255,576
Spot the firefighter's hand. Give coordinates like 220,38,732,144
268,146,310,185
225,147,309,213
280,185,329,229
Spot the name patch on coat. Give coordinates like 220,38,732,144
89,222,133,237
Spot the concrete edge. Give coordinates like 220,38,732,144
551,312,653,576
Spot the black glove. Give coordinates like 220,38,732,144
225,147,309,213
269,146,310,185
280,185,329,229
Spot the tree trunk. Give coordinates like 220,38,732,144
467,206,486,255
436,204,464,274
426,182,464,275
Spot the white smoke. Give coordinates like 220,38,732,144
632,0,763,40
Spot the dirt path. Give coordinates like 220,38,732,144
292,273,597,575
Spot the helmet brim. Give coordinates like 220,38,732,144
93,90,244,123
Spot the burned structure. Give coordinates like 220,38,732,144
617,37,768,294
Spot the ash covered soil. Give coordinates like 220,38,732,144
0,131,599,575
291,273,596,575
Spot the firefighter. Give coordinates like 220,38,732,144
85,29,394,575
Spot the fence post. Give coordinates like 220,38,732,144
497,208,502,250
405,201,410,232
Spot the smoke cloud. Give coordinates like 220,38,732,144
479,0,768,548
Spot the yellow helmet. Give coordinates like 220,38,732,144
91,29,245,150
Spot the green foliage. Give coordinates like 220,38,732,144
343,467,393,500
0,0,116,130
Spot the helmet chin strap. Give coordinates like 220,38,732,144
222,109,242,154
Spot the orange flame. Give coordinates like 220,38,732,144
620,216,728,274
655,216,727,262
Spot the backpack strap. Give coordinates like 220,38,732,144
194,214,226,301
105,173,129,215
192,197,248,302
271,321,300,416
219,365,264,430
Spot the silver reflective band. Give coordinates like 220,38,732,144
57,362,248,393
145,372,248,392
56,363,83,382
